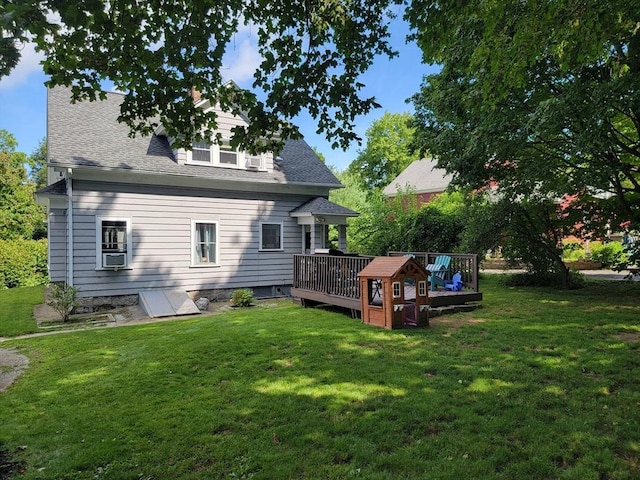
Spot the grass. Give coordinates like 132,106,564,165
0,277,639,479
0,285,43,337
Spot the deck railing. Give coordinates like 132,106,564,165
388,252,480,292
293,254,373,299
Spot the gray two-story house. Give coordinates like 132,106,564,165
37,87,357,312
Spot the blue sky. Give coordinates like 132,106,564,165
0,15,436,171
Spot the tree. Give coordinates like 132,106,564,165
1,0,403,153
28,138,47,190
408,1,640,273
348,112,421,192
0,130,45,240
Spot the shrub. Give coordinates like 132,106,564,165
562,239,586,262
589,241,627,268
505,270,586,289
231,288,255,307
0,239,48,289
47,283,79,322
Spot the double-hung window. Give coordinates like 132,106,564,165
187,139,263,169
192,220,218,266
260,223,283,251
218,140,239,166
191,140,213,163
96,217,132,269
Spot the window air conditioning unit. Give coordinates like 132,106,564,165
103,253,127,268
245,156,262,169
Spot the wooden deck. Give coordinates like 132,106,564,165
292,252,482,313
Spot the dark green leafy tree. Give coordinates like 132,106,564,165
408,1,640,276
28,138,47,190
348,112,421,192
1,0,403,152
348,189,467,256
0,130,45,240
328,168,367,251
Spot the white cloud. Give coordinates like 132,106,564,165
0,42,45,90
222,37,262,85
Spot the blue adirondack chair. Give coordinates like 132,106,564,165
426,255,451,291
445,271,463,291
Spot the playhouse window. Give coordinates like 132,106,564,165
418,281,427,297
392,282,401,298
367,279,383,306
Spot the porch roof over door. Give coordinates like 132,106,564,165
289,197,359,225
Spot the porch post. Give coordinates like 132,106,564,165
338,224,347,251
310,222,317,253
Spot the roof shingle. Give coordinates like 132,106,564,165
47,87,341,187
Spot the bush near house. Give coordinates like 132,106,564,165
0,239,48,289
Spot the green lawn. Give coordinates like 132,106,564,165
0,277,639,479
0,285,43,337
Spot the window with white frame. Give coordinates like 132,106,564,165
191,140,213,163
392,281,401,298
260,223,283,251
218,140,239,165
192,221,218,266
187,139,265,169
96,217,132,269
418,280,427,297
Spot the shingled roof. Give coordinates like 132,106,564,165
47,87,341,187
289,197,359,217
382,157,453,197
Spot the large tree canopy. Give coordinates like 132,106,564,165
348,111,420,192
1,0,402,152
408,1,640,232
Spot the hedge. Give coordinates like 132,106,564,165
0,238,48,289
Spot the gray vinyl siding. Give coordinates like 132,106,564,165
48,208,67,282
70,181,312,297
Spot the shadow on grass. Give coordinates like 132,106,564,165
1,284,639,479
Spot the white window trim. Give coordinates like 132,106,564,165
185,142,219,166
95,216,133,270
185,139,267,170
259,222,284,252
418,280,427,297
392,281,401,298
190,219,220,268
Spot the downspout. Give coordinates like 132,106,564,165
66,168,74,286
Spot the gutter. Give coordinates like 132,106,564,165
66,168,74,286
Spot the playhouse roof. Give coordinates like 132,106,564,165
358,256,427,279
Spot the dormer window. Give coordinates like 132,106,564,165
191,141,212,163
219,141,239,166
186,139,264,170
